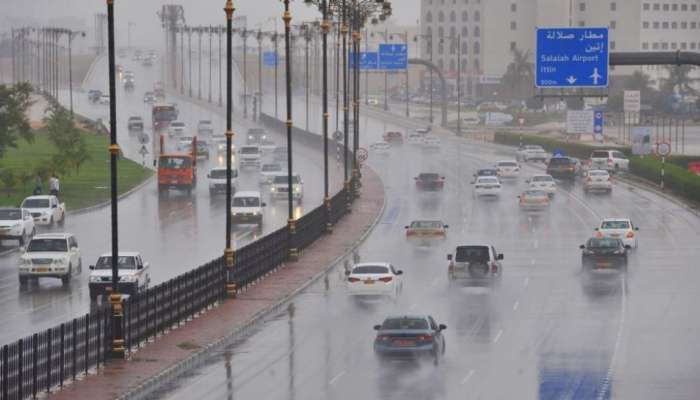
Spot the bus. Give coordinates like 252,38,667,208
152,103,178,131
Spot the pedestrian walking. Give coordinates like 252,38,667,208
49,174,60,197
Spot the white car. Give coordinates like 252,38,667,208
590,149,629,172
407,132,424,145
21,195,66,226
259,163,285,185
231,191,266,228
473,176,502,197
583,169,613,194
369,141,391,154
208,167,238,195
212,135,235,155
98,94,110,105
527,174,557,196
168,121,187,136
367,97,380,106
197,120,214,136
346,262,403,300
422,135,441,150
517,145,549,162
595,218,639,248
19,233,82,285
415,127,432,134
0,208,35,245
238,145,261,168
270,174,303,204
495,160,520,179
88,252,151,301
259,138,277,154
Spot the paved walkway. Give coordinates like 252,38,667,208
48,168,384,400
26,94,50,129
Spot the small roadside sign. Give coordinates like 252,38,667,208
356,147,368,163
624,90,641,113
333,130,343,141
139,145,149,156
657,142,671,157
566,110,595,135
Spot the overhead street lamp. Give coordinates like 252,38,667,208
224,0,236,297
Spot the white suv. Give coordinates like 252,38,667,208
238,145,261,168
270,173,304,204
231,191,266,228
0,208,35,245
590,150,629,172
88,252,151,301
208,167,238,195
19,233,82,285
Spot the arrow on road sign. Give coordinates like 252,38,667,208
590,68,602,85
139,145,149,156
566,76,577,85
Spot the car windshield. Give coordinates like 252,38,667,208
589,171,609,177
523,190,547,197
171,122,185,128
587,238,621,249
455,246,490,262
209,169,228,179
27,239,67,252
478,177,499,184
22,199,50,208
352,265,389,274
262,164,282,172
381,318,429,330
592,151,609,158
532,176,553,182
478,169,498,176
410,221,443,229
233,197,260,207
498,162,518,167
548,157,571,165
94,256,137,270
273,175,300,184
601,220,630,229
241,147,259,154
419,173,439,181
0,209,22,220
160,156,191,169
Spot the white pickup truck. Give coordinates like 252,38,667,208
88,252,151,301
20,195,66,226
208,167,238,196
0,208,36,245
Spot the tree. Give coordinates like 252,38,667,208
501,47,534,100
660,65,699,99
44,105,91,176
0,169,17,197
0,83,33,159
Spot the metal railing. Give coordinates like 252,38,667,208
0,127,357,400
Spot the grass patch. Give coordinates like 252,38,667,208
0,128,152,210
176,341,201,351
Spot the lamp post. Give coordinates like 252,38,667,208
272,32,279,118
104,0,124,359
218,25,223,107
59,29,86,118
179,26,185,94
280,0,297,261
197,27,203,100
256,29,263,120
224,0,236,297
209,26,213,103
414,33,434,123
187,26,193,97
240,28,249,119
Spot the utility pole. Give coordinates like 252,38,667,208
157,5,185,89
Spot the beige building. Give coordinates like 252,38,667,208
419,0,700,93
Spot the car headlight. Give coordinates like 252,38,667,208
271,187,276,192
53,258,67,266
294,186,301,193
120,275,137,282
89,276,102,283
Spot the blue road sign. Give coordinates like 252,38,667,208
593,110,604,134
378,43,408,70
263,52,277,66
349,51,378,70
536,27,609,88
552,148,566,157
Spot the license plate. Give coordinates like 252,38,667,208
597,262,611,267
393,340,415,347
36,268,48,273
364,279,374,285
610,234,620,238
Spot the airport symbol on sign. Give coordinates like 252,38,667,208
536,27,609,88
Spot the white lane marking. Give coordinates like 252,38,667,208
329,371,346,385
431,277,440,287
493,329,503,343
523,277,530,287
533,239,539,249
597,276,627,400
460,370,475,385
513,301,519,311
530,259,535,266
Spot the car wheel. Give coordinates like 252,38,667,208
19,231,26,246
58,215,65,227
19,276,28,285
61,266,71,285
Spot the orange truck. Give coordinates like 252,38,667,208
157,135,197,195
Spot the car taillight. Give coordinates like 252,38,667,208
377,335,391,342
626,231,635,238
568,166,574,171
378,277,393,283
586,177,592,183
348,277,360,283
608,158,613,165
491,263,498,273
416,334,433,341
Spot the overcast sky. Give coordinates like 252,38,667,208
1,0,420,49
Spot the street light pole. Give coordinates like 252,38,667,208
404,30,409,118
209,26,213,103
456,34,461,136
257,29,263,119
304,25,310,131
341,0,350,207
218,26,223,107
180,27,185,95
281,0,298,261
242,28,248,119
224,1,236,297
105,0,124,359
188,27,193,97
274,33,279,118
197,27,202,100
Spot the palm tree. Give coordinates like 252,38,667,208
501,47,534,99
660,65,699,99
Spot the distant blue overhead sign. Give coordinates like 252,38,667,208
536,27,609,88
349,51,378,70
378,43,407,70
263,52,277,66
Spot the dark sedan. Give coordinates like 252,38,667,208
580,237,629,269
546,156,578,180
373,315,446,365
414,173,445,191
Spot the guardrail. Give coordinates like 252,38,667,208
0,114,357,400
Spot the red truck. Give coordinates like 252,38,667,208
158,135,197,195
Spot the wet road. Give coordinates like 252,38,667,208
0,55,342,344
159,95,700,399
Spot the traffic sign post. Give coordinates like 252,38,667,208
657,142,671,190
536,27,609,88
356,147,368,166
378,44,407,70
594,110,604,139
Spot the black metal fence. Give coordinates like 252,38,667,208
0,128,358,400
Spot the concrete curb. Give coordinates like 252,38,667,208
66,172,155,217
119,170,386,400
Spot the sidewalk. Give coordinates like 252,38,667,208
48,168,385,400
26,94,50,129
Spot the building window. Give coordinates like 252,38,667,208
653,3,660,11
692,22,698,29
610,20,616,29
438,11,444,22
671,3,678,11
510,21,517,30
653,21,659,29
642,42,649,50
450,11,456,22
681,22,687,29
643,21,650,28
425,12,432,23
681,42,687,49
462,11,468,22
462,61,468,72
643,3,650,10
671,42,677,49
652,42,659,49
610,41,616,50
662,21,669,28
462,27,468,37
449,59,455,70
681,4,688,11
474,59,480,71
438,59,444,69
691,42,697,50
579,2,586,12
671,22,677,29
662,42,668,49
462,42,468,53
610,2,616,11
474,41,480,54
692,4,698,11
511,3,517,12
662,4,669,11
474,11,480,21
510,41,517,50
